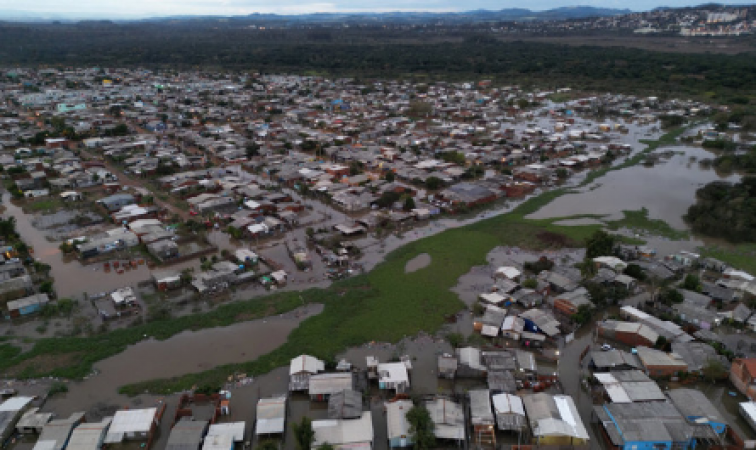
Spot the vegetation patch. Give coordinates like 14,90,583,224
607,208,689,240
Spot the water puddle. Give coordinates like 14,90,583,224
404,253,431,273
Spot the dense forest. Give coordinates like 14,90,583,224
685,178,756,243
0,23,755,99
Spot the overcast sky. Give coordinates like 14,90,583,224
3,0,755,19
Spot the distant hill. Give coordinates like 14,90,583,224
0,5,633,24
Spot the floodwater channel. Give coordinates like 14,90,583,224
528,145,741,229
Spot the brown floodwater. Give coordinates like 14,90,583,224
528,146,740,229
2,193,154,298
43,304,322,417
404,253,431,273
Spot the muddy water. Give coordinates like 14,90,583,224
528,146,740,229
44,304,322,417
404,253,431,273
2,193,153,298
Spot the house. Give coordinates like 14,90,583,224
425,398,465,443
97,193,136,212
501,316,525,340
4,293,50,319
328,390,362,420
456,347,487,378
522,393,589,446
165,418,208,450
32,412,86,450
473,305,507,337
311,411,373,450
671,342,727,375
635,346,688,378
491,393,526,431
0,275,34,304
16,408,53,434
309,373,354,401
468,390,496,448
0,396,35,444
731,358,756,401
256,396,286,437
589,349,644,372
203,422,245,450
437,354,458,379
289,355,325,391
147,240,179,260
595,402,695,450
518,309,560,338
598,320,659,348
553,287,593,316
386,400,413,448
377,362,410,393
67,418,113,450
593,371,665,403
667,389,727,435
103,407,161,447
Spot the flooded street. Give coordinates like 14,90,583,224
43,304,322,418
528,146,740,228
2,193,154,298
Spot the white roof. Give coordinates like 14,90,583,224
202,434,234,450
312,412,374,447
479,292,506,305
0,396,34,412
496,266,521,279
386,401,412,440
740,401,756,423
67,418,113,450
106,408,156,438
378,362,409,384
256,396,286,435
552,395,589,440
207,422,245,442
290,355,325,376
481,325,500,337
492,393,525,416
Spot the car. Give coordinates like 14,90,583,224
189,211,198,216
601,344,613,351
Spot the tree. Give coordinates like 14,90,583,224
702,357,728,381
255,442,279,450
521,278,538,289
624,264,646,281
682,274,701,292
403,196,415,212
293,417,315,450
655,335,668,349
384,171,395,183
578,257,598,279
585,230,616,259
571,304,593,325
659,287,683,305
445,332,465,348
425,176,442,190
406,404,436,450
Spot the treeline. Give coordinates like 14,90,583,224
1,24,756,98
685,178,756,242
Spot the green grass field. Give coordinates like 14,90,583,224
0,128,692,395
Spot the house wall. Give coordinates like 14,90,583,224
622,441,672,450
644,364,685,378
731,360,756,400
553,299,579,316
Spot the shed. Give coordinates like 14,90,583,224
425,398,464,442
309,373,354,401
165,418,208,450
386,400,413,448
311,411,373,450
256,396,286,436
67,418,113,450
328,390,363,420
491,393,526,431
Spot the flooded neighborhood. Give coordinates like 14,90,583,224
1,67,756,450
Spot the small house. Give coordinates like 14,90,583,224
386,400,413,448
